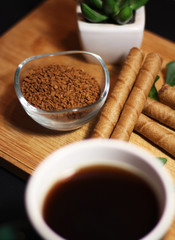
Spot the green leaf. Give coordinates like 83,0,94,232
130,0,149,11
114,6,133,24
166,61,175,86
86,0,103,10
118,0,130,9
81,3,108,23
157,157,167,165
103,0,120,16
148,75,160,101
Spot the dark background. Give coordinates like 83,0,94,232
0,0,175,239
0,0,175,41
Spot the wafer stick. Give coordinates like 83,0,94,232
111,52,162,141
158,84,175,110
143,97,175,130
91,47,144,138
134,113,175,157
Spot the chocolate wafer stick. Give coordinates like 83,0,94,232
158,84,175,110
91,47,144,138
134,113,175,157
143,97,175,130
111,52,162,141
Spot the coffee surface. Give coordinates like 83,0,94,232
43,165,159,240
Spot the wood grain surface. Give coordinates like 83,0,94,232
0,0,175,239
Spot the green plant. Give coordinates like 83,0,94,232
80,0,148,24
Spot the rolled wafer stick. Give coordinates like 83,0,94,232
143,97,175,130
134,113,175,157
91,47,144,138
158,84,175,110
111,52,162,141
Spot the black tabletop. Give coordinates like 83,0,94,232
0,0,175,239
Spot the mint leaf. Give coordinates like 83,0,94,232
157,157,167,165
166,61,175,86
148,75,160,101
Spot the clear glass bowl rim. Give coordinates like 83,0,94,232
14,50,110,115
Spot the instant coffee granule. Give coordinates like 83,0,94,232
21,64,101,111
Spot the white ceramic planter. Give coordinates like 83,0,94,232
77,5,145,64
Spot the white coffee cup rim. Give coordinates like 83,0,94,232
25,139,175,240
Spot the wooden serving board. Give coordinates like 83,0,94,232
0,0,175,238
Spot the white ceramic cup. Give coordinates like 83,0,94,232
25,139,175,240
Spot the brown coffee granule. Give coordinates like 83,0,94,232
21,64,101,111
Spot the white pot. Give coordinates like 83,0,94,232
76,5,145,64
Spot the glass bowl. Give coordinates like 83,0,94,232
14,51,110,131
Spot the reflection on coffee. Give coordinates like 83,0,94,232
43,165,160,240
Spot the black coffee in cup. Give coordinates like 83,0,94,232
42,165,160,240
